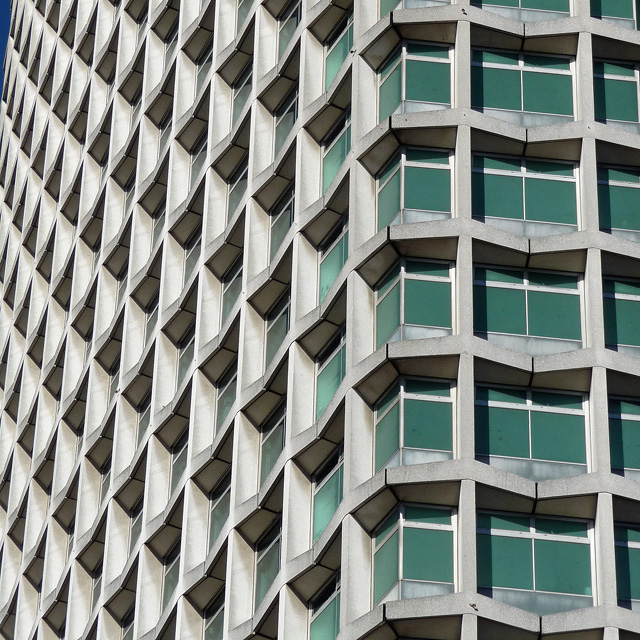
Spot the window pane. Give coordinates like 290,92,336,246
266,312,288,365
163,558,180,609
473,285,527,335
209,491,231,548
376,403,400,471
404,279,451,329
379,65,402,121
404,398,452,451
313,466,342,541
595,77,639,122
323,129,349,193
222,272,242,324
404,166,450,213
380,0,399,16
477,512,530,531
471,67,521,111
216,376,237,426
610,418,640,470
472,172,524,220
604,297,640,347
534,539,591,595
403,528,453,583
528,290,581,340
377,282,400,347
378,170,401,230
320,235,347,302
522,0,569,9
616,545,640,601
316,347,345,420
310,594,339,640
530,412,586,463
523,72,573,116
278,11,298,58
599,183,640,232
261,421,284,485
475,406,530,458
592,0,635,17
525,178,576,224
204,610,224,640
536,518,588,537
405,505,451,525
477,533,534,589
405,59,450,104
326,26,351,90
255,540,280,606
374,530,399,603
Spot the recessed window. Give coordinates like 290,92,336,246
129,499,143,556
471,49,574,126
215,360,238,429
377,148,452,229
164,22,179,72
190,134,208,189
203,592,224,640
269,186,294,261
169,430,188,496
221,256,242,325
260,401,286,485
237,0,251,32
196,39,213,96
379,42,451,122
227,156,248,220
591,0,638,29
598,164,640,240
477,511,593,615
309,573,340,640
322,110,351,194
609,396,640,481
325,11,353,91
473,266,582,355
471,0,569,21
278,0,302,59
604,278,640,355
312,448,343,542
144,293,159,345
472,155,578,237
319,218,348,303
615,523,640,610
374,504,455,604
183,227,202,286
209,472,231,550
274,85,298,156
162,541,181,610
375,378,453,471
316,329,346,421
376,259,452,347
265,289,290,367
231,61,252,126
99,457,111,505
255,520,281,609
177,323,196,389
594,60,640,129
475,385,587,480
91,563,103,610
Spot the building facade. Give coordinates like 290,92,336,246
4,0,640,639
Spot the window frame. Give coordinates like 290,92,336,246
373,503,457,605
378,41,453,121
375,258,454,347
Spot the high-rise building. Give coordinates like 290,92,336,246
5,0,640,639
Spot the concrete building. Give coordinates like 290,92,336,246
5,0,640,639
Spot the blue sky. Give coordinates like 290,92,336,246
0,1,9,91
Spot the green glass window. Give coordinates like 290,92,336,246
319,220,348,303
598,165,640,235
278,0,301,59
591,0,638,28
232,60,252,126
260,402,286,485
604,279,640,353
274,86,298,156
373,505,455,604
237,0,251,31
209,472,231,550
177,323,195,389
375,378,454,471
473,266,582,354
477,511,593,615
215,360,238,429
162,542,181,611
378,42,451,122
471,49,574,124
325,12,353,91
204,593,225,640
169,431,188,497
475,385,587,480
470,0,569,18
380,0,450,17
375,260,452,347
377,148,452,229
221,256,243,325
190,134,208,189
228,156,248,220
270,186,294,261
255,520,281,608
265,289,290,367
313,449,344,542
316,330,346,421
609,397,640,479
310,574,340,640
594,60,640,124
615,524,640,607
472,155,577,236
322,110,351,194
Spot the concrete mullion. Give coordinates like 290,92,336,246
590,366,610,474
595,492,617,606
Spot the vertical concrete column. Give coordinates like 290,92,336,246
455,21,472,110
590,366,610,474
604,628,621,640
461,612,478,640
341,514,373,628
576,31,595,122
594,492,617,606
456,233,474,337
584,247,605,350
456,125,472,221
343,390,374,493
458,479,477,594
573,0,592,19
457,353,475,461
580,136,599,232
